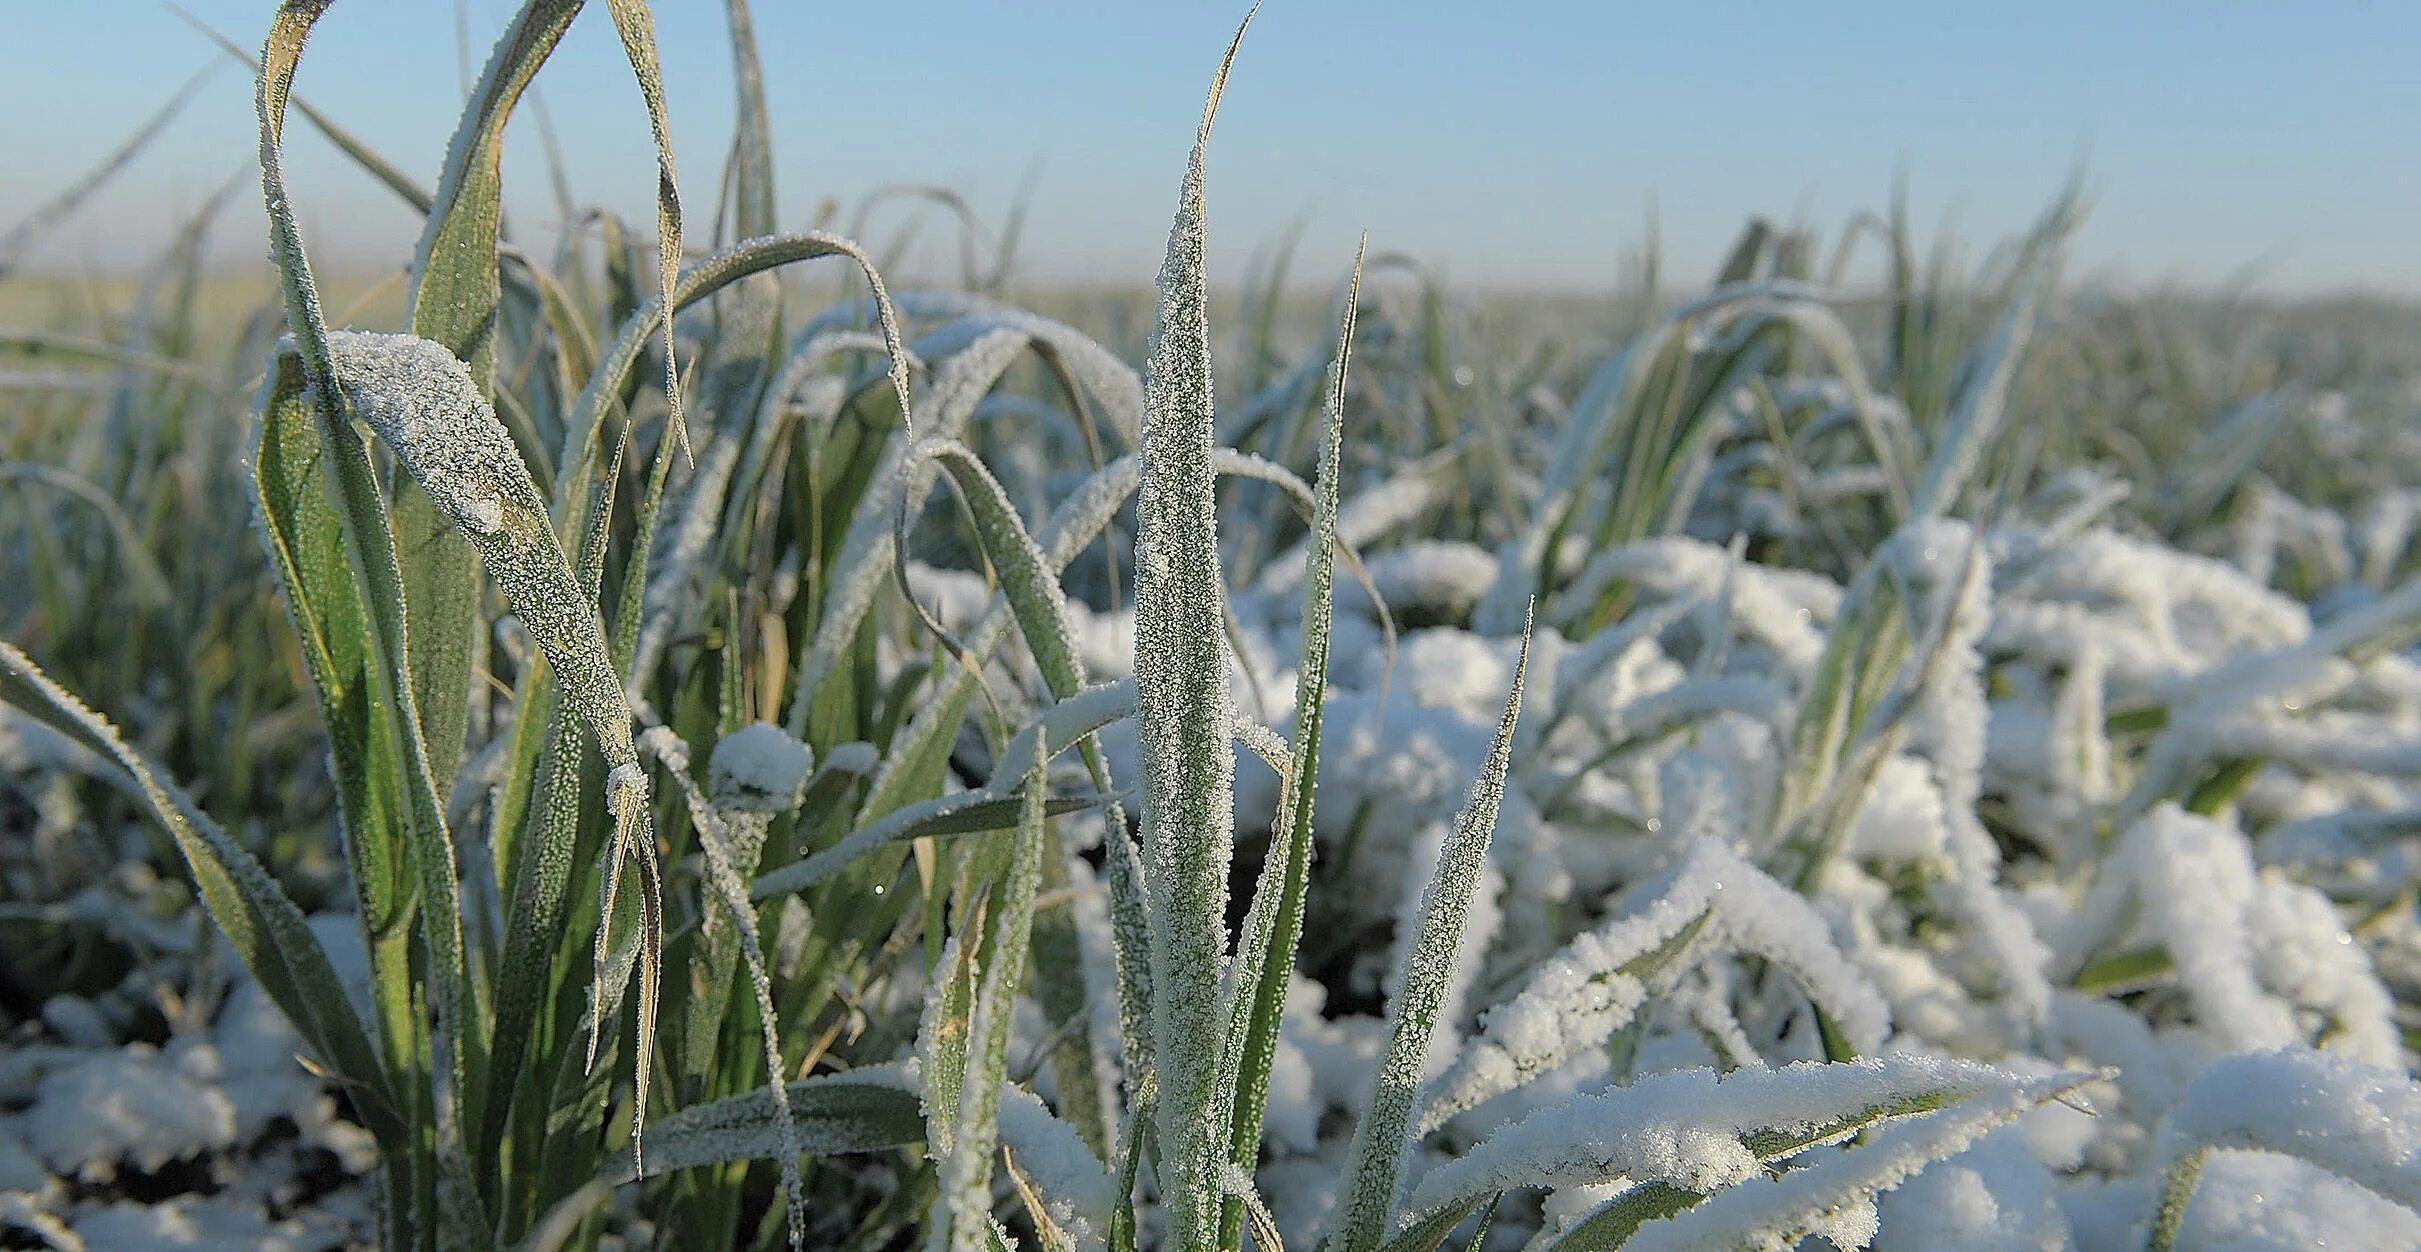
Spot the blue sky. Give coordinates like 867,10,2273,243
7,2,2417,295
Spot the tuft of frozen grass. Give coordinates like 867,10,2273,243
1421,836,1886,1134
2068,804,2400,1062
12,6,2421,1248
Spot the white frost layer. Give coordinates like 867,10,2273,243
1407,1055,2034,1219
322,330,521,537
2156,1048,2421,1213
71,1195,338,1252
709,722,816,812
24,1044,235,1180
2150,1148,2421,1252
1872,1131,2070,1252
1615,1070,2097,1252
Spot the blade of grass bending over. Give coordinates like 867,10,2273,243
1136,11,1258,1248
601,0,693,462
257,8,481,1234
601,1067,927,1183
755,682,1137,899
552,231,912,522
1220,238,1363,1252
813,444,1157,1091
0,644,401,1142
788,325,1031,728
1328,607,1533,1252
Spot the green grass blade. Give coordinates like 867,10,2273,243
647,726,813,1247
932,761,1052,1250
1370,1197,1490,1252
1328,610,1531,1252
723,0,776,238
314,330,663,1169
754,686,1134,901
1109,1074,1157,1252
907,433,1121,1151
789,326,1030,720
249,352,423,1150
258,10,483,1231
1134,17,1257,1249
406,0,584,790
1220,241,1362,1252
603,1067,928,1183
601,0,694,462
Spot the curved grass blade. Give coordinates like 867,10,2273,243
554,232,913,523
601,0,693,462
789,325,1031,722
754,682,1137,901
1109,1074,1157,1252
0,643,401,1141
1370,1197,1490,1252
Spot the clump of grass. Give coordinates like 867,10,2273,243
5,4,2421,1251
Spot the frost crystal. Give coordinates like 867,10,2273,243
322,330,520,536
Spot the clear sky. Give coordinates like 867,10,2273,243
6,2,2417,296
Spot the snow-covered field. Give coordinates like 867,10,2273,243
4,7,2420,1251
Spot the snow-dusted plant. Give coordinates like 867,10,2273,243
7,3,2421,1251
